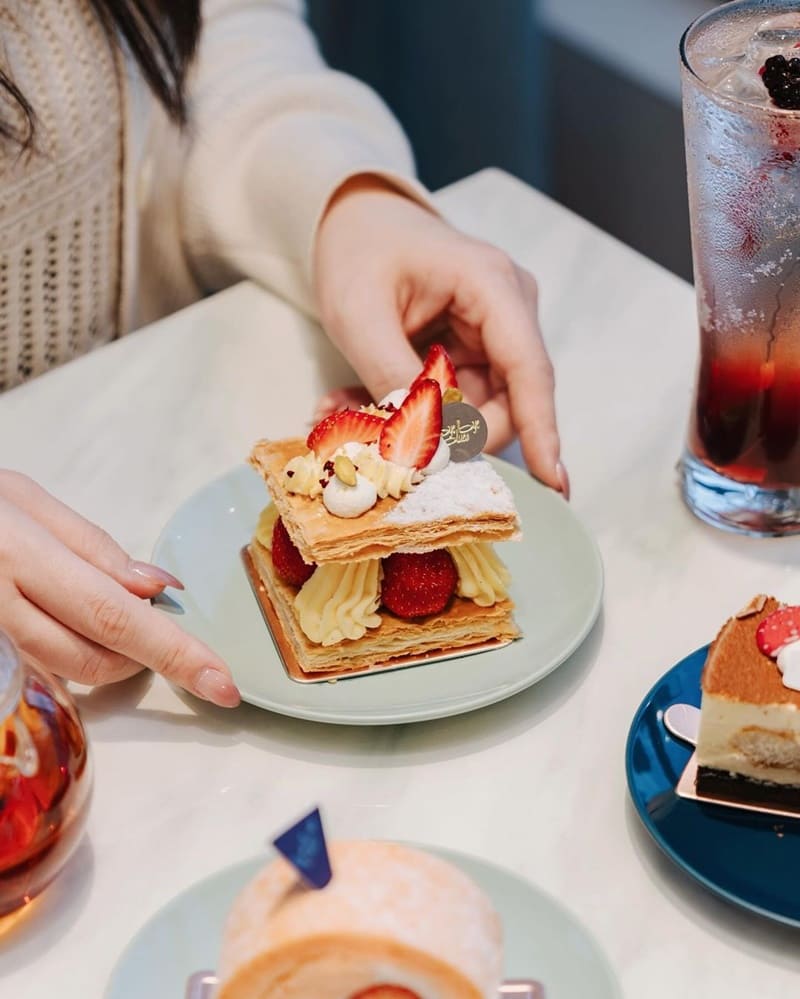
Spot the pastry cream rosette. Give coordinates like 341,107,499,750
295,560,382,646
254,504,279,549
448,542,511,608
216,841,503,999
282,453,324,497
348,444,420,500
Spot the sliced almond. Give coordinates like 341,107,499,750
334,454,357,486
735,593,768,618
442,387,463,405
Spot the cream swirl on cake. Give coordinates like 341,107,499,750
295,560,382,645
447,542,511,607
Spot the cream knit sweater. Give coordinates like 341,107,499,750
0,0,427,392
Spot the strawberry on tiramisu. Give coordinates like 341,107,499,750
245,345,521,678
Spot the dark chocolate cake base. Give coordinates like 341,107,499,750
697,766,800,814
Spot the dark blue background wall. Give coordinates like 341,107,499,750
307,0,549,192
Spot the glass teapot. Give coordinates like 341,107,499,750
0,631,92,917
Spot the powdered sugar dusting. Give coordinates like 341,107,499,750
385,457,517,524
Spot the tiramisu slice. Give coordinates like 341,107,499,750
696,595,800,806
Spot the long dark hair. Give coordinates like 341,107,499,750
0,0,201,149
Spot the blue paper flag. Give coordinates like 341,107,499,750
272,807,332,889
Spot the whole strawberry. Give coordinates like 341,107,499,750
380,550,457,618
271,517,316,587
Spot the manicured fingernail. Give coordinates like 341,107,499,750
130,560,184,590
556,461,571,501
194,667,241,708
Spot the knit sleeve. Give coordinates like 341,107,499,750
181,0,434,316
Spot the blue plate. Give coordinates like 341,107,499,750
625,645,800,928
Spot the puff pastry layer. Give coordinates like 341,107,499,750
249,439,520,565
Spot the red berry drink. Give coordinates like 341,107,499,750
681,3,800,533
690,338,800,485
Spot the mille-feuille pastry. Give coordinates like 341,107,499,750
696,594,800,806
246,345,521,675
216,840,503,999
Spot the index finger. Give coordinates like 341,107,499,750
0,470,183,598
16,532,240,708
457,256,561,487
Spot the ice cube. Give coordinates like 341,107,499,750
745,14,800,69
715,63,771,105
697,52,746,90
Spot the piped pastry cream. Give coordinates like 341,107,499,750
349,444,420,499
254,503,279,548
281,452,324,497
295,560,382,646
245,344,521,677
448,542,510,608
216,841,503,999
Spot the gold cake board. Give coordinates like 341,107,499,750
241,547,512,684
676,752,800,821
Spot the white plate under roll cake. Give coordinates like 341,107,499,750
216,841,503,999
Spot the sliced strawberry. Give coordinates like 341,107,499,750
410,343,458,393
380,550,457,619
379,379,442,468
756,605,800,656
306,409,384,461
271,517,315,587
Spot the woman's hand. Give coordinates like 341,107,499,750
313,176,568,497
0,471,239,706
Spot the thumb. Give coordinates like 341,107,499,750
327,290,422,402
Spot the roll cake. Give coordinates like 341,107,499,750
216,841,503,999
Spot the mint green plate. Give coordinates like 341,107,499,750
152,458,602,725
105,846,621,999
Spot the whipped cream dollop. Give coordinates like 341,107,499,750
283,376,456,517
322,472,377,518
777,641,800,692
423,435,450,475
284,440,421,516
378,387,409,409
295,560,382,645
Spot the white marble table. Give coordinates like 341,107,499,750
2,168,800,998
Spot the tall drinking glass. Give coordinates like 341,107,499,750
681,1,800,535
